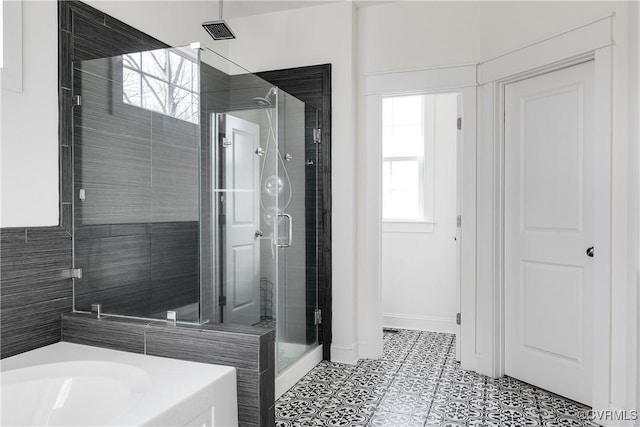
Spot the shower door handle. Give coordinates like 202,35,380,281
275,213,292,248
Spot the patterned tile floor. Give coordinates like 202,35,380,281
276,329,598,426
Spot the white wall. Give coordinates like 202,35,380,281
85,1,224,54
381,95,458,333
224,2,359,364
1,0,58,227
358,2,480,73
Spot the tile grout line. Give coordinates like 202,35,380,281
362,331,420,425
535,390,543,426
482,375,489,426
422,334,455,427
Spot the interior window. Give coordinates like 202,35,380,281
382,94,430,222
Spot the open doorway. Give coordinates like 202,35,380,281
380,92,462,361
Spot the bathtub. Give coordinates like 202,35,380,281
0,342,238,426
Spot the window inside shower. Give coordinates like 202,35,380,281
71,45,320,374
121,49,200,124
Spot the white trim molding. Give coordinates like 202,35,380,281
592,45,613,416
478,14,613,85
365,64,477,95
383,313,457,334
330,343,359,365
382,221,434,233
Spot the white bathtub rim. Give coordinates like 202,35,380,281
1,342,238,427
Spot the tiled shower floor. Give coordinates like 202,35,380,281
275,329,597,426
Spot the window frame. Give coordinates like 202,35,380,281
122,48,200,124
381,93,436,232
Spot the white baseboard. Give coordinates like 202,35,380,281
358,341,383,360
330,343,359,365
275,345,323,400
383,313,457,333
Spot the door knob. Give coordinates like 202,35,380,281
255,230,263,238
586,246,594,258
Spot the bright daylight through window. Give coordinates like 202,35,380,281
123,48,199,124
382,93,458,226
382,94,432,222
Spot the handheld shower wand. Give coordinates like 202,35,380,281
254,87,293,213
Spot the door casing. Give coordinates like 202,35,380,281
363,65,478,362
486,48,612,412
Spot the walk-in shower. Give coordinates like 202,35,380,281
71,44,320,375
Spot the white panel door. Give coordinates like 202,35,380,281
223,115,261,325
504,61,594,405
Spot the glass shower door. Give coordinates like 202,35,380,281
275,91,319,373
199,47,320,373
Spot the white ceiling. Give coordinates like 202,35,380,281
222,0,395,20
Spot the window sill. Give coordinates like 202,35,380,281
382,221,435,233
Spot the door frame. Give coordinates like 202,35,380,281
478,16,614,412
361,65,477,360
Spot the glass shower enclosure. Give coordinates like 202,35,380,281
71,45,320,373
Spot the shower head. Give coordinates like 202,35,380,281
202,0,235,40
253,97,272,108
202,20,235,40
252,87,277,108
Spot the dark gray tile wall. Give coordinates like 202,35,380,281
73,220,199,318
74,225,152,315
62,313,275,427
0,228,72,358
61,312,146,354
149,222,199,315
